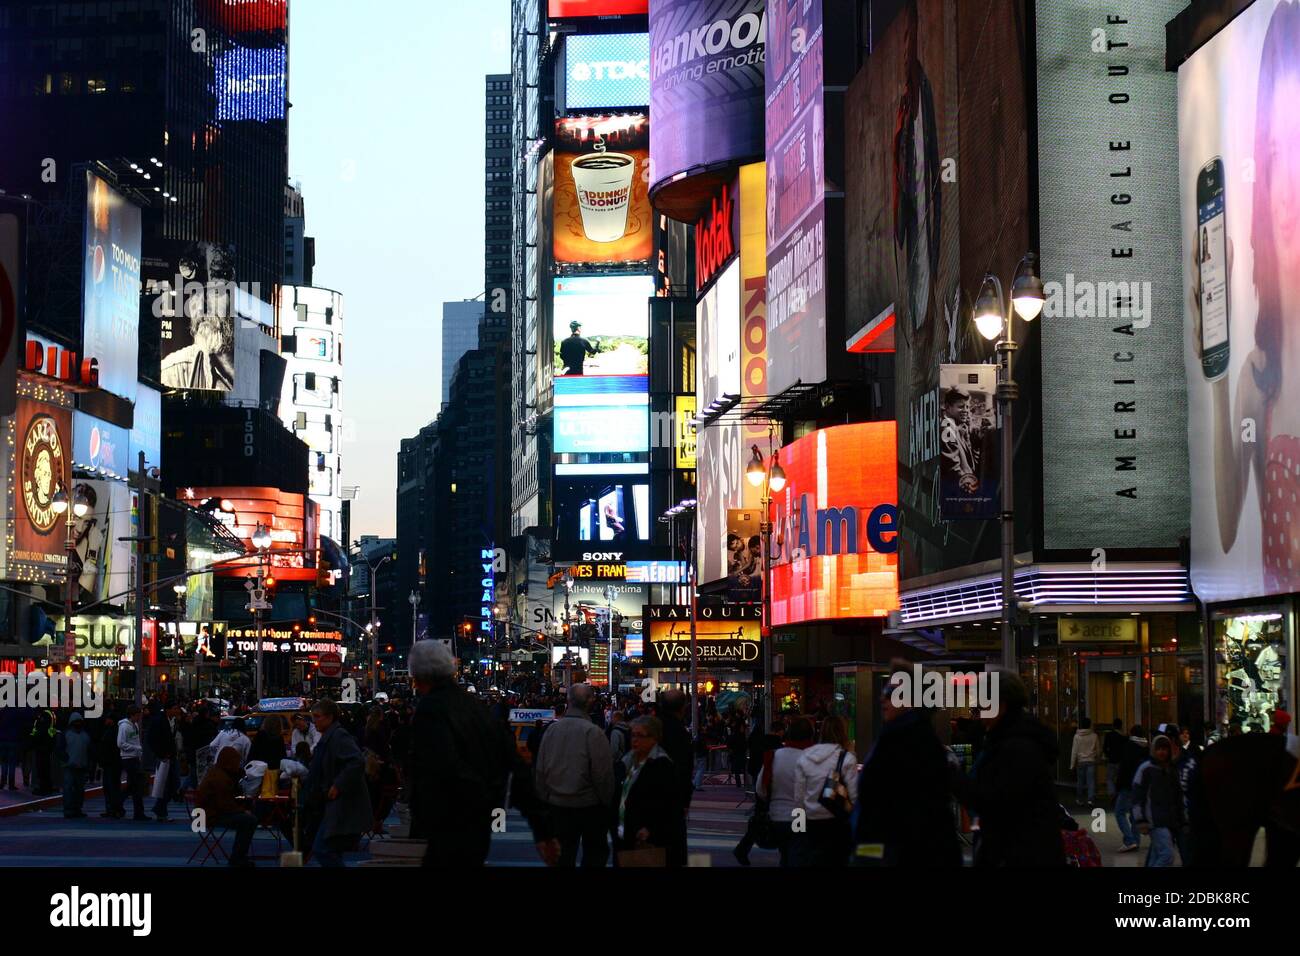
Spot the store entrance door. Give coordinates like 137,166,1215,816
1084,657,1140,794
1084,657,1140,733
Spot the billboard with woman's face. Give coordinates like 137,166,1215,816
1182,0,1300,601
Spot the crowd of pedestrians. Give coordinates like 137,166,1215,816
4,654,1292,869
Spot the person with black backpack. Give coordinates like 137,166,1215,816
607,711,631,766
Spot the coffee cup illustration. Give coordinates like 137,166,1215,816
571,151,635,243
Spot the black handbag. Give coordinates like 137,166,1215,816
749,797,778,850
817,750,854,820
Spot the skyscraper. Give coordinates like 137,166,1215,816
441,300,484,406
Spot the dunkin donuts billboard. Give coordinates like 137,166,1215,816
554,114,653,265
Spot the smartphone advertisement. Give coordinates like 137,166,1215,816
1181,0,1300,601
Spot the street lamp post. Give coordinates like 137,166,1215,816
365,554,392,697
562,574,574,691
747,438,786,730
408,590,421,645
251,522,272,699
173,583,187,697
603,584,615,694
51,484,90,670
972,252,1045,670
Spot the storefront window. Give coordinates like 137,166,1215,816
1212,610,1290,740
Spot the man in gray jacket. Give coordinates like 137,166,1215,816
305,698,372,867
534,683,615,867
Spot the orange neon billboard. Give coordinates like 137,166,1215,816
769,422,899,624
187,486,319,582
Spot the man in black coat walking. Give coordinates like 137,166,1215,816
407,640,557,866
950,670,1064,867
147,702,181,821
656,689,695,809
855,669,961,866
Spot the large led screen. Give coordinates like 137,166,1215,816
553,476,651,560
648,0,766,211
769,422,900,624
553,274,651,377
554,115,652,265
215,45,286,122
553,375,648,454
564,33,650,110
82,172,141,402
765,0,827,394
550,0,647,17
1181,0,1300,602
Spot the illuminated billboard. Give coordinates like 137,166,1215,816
156,242,236,392
553,375,648,454
1181,0,1300,601
769,422,900,623
82,172,141,403
553,476,651,560
215,44,286,122
13,396,73,571
564,33,650,110
644,604,762,667
549,0,647,17
554,115,652,265
553,274,652,377
130,385,161,475
765,0,827,394
73,412,130,480
648,0,765,217
200,0,287,32
187,486,319,581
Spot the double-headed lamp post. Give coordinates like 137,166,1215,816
972,252,1045,670
746,439,786,729
251,522,272,699
173,583,187,695
408,590,421,645
51,484,91,664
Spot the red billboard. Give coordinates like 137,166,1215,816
199,0,287,32
187,486,319,582
768,422,899,624
550,0,647,17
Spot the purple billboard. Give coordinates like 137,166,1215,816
648,0,766,220
765,0,827,395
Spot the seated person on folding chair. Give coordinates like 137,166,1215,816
196,746,258,867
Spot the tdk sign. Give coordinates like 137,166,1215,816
565,33,651,110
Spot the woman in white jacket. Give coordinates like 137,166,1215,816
790,716,859,867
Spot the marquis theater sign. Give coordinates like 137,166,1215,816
769,422,900,623
645,604,762,666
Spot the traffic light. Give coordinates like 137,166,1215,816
308,614,317,626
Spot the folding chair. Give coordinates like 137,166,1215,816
183,790,230,866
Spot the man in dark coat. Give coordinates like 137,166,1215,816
304,698,371,867
147,702,181,820
855,674,961,866
407,640,556,866
656,689,694,809
950,670,1064,867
